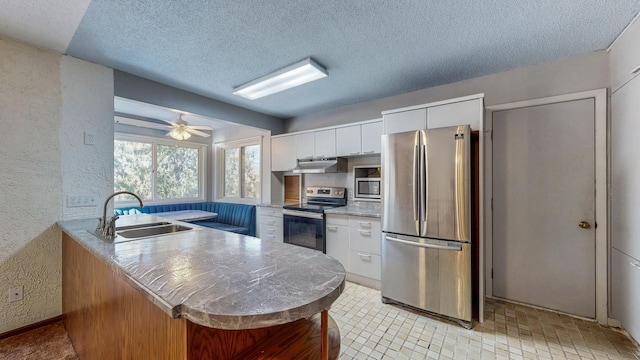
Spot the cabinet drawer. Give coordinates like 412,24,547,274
349,250,381,280
260,222,283,242
326,214,349,226
259,208,283,219
349,217,381,255
259,217,282,227
611,248,640,342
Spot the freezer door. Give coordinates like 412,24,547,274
381,130,425,237
423,125,470,242
381,233,471,322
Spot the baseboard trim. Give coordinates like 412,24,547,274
0,315,63,340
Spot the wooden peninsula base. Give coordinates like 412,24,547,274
62,233,340,359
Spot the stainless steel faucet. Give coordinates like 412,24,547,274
97,191,144,239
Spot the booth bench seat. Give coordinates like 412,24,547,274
114,202,256,237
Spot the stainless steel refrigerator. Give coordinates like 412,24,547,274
381,125,472,328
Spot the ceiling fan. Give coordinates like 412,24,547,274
115,114,213,140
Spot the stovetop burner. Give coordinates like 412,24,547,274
283,203,344,213
282,186,347,213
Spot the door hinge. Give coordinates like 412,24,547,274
490,129,493,141
491,268,494,279
491,198,494,211
595,222,598,229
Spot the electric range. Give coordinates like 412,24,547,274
282,186,347,252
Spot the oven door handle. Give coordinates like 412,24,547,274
283,209,324,220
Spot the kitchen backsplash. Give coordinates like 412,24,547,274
301,155,380,202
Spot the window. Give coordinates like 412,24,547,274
114,135,206,204
218,138,261,201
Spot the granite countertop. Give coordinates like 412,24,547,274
257,202,299,208
325,202,382,218
58,215,345,330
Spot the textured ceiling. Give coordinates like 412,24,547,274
4,1,640,119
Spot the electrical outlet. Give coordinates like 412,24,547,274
9,285,23,302
68,195,98,207
84,132,95,145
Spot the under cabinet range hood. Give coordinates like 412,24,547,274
292,157,347,174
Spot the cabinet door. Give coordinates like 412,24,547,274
609,17,640,91
271,136,296,171
336,125,361,156
295,132,315,160
314,129,336,158
326,223,349,271
361,121,383,154
427,98,482,130
383,108,426,134
611,248,640,342
611,75,640,261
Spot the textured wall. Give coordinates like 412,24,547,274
0,37,114,334
0,37,64,333
60,55,114,220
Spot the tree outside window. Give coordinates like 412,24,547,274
114,136,205,204
220,140,260,200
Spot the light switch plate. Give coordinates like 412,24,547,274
68,195,98,207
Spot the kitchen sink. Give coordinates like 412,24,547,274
116,224,193,239
116,222,171,231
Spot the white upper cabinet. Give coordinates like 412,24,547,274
427,98,483,130
271,135,297,171
361,121,383,154
295,132,315,160
610,17,640,92
336,120,382,156
383,108,427,134
336,125,361,156
383,95,484,134
314,129,336,158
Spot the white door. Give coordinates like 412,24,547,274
492,99,596,318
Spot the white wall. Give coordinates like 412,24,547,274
286,51,609,131
0,36,113,334
60,55,114,220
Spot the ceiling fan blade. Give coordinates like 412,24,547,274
115,116,171,130
188,125,213,130
184,128,211,137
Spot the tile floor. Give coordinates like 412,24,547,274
330,282,640,360
1,281,638,359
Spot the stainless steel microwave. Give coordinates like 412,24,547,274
355,177,381,200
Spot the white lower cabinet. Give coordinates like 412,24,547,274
612,248,640,342
258,207,283,242
326,214,381,281
326,215,349,270
349,250,381,280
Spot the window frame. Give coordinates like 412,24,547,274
114,133,207,207
215,136,262,204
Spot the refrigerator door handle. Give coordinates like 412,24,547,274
412,132,421,230
421,141,428,234
385,236,462,251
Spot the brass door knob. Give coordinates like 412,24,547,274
578,221,591,229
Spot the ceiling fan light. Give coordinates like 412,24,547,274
169,127,191,140
233,57,328,100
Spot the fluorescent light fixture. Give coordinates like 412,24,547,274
169,127,191,140
233,57,328,100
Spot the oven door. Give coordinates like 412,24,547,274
282,209,325,253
